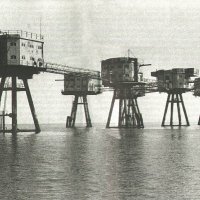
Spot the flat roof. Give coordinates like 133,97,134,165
0,30,44,42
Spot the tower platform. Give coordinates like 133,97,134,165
162,89,189,127
106,82,145,129
0,72,41,134
62,92,93,128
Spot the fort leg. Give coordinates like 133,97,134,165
179,93,190,126
83,95,92,127
0,77,6,104
71,95,79,127
12,76,17,135
124,99,127,127
23,79,41,133
106,90,116,128
131,99,137,127
162,93,170,126
135,98,144,128
118,98,123,127
176,93,181,126
170,93,174,126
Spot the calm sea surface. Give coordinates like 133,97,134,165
1,123,200,200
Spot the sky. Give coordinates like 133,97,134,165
1,0,200,126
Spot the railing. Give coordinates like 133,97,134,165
0,30,44,41
45,62,101,79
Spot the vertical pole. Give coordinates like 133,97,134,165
176,93,181,126
0,77,6,103
127,99,131,127
124,99,127,127
106,89,116,128
2,110,5,134
12,76,17,134
179,93,190,126
162,93,170,126
118,98,122,127
83,95,92,127
135,98,143,128
23,79,41,133
134,58,138,82
71,95,78,127
131,99,136,127
170,93,174,126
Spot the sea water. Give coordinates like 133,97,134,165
0,123,200,200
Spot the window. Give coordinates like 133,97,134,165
28,44,34,48
22,55,25,59
10,42,16,46
38,46,42,49
21,43,26,47
11,55,16,59
30,56,34,61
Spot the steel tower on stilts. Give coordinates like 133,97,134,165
0,74,42,134
0,30,45,134
65,93,92,128
161,90,189,126
102,57,150,128
106,82,145,128
61,73,102,128
152,68,199,127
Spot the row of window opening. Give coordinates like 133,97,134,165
11,55,36,61
10,42,42,49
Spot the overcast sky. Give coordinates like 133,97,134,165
1,0,200,126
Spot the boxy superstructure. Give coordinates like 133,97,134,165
0,30,44,68
101,57,143,87
151,68,199,92
0,30,45,134
101,57,148,128
62,74,102,95
151,67,199,127
61,69,102,127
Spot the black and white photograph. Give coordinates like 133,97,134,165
0,0,200,199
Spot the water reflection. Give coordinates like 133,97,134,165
0,125,200,199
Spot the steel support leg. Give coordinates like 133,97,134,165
162,93,170,126
170,93,174,126
12,76,17,135
176,93,181,126
83,95,92,127
135,98,144,128
106,90,116,128
71,95,78,127
23,79,41,133
179,93,190,126
0,77,6,105
118,98,123,127
124,99,127,127
131,99,137,127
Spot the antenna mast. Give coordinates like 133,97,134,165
40,16,42,38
